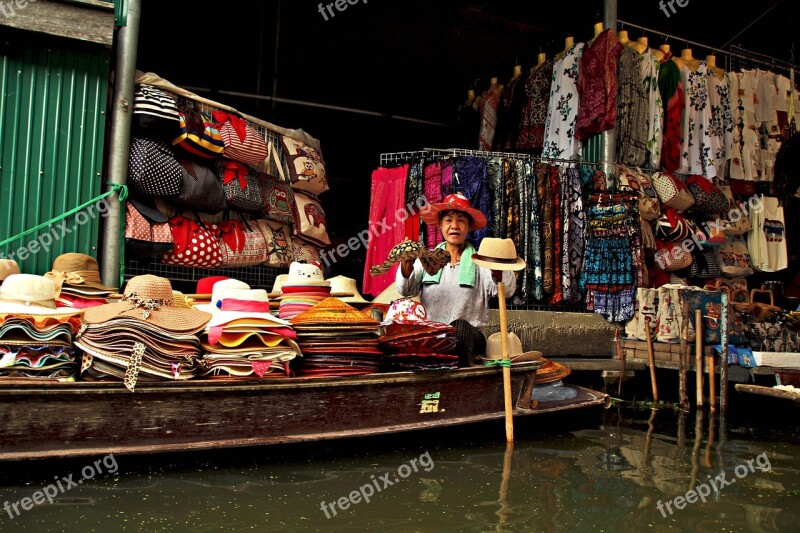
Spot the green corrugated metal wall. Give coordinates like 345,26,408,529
0,34,110,275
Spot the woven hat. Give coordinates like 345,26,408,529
271,274,290,294
291,297,379,326
0,259,20,283
327,275,369,304
284,262,330,287
535,358,571,384
0,274,81,315
194,279,250,313
420,193,487,231
372,282,411,305
471,238,526,271
82,274,211,332
483,331,543,363
44,253,117,297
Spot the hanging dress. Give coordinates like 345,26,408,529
575,29,623,141
616,47,649,167
658,56,683,173
542,43,585,160
707,69,733,178
643,53,664,169
517,58,555,151
678,62,718,178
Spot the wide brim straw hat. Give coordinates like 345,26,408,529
0,274,82,316
82,275,211,333
470,238,526,271
271,274,290,294
419,193,487,231
535,358,571,384
327,275,369,304
372,282,416,305
481,331,543,363
0,259,21,283
45,253,117,294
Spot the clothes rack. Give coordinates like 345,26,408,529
379,147,609,167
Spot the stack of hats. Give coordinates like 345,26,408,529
290,298,382,377
379,299,458,371
277,262,331,320
188,276,230,308
0,273,83,380
75,275,212,391
44,253,117,309
327,275,370,308
196,280,298,378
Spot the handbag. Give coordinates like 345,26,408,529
292,190,331,247
655,207,694,242
655,284,687,342
651,171,695,212
686,176,728,216
624,287,658,341
615,165,661,220
292,240,322,264
174,160,227,214
212,111,269,167
128,137,183,196
689,247,721,279
172,108,225,160
281,135,330,195
729,178,757,196
124,199,174,257
218,218,270,267
132,84,180,140
162,215,223,268
217,159,268,213
262,142,295,225
654,240,694,272
716,236,754,277
256,219,293,268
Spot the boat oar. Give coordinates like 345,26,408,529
645,322,658,401
696,309,703,408
496,279,514,444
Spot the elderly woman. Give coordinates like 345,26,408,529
396,193,516,328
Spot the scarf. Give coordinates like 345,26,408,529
422,242,476,288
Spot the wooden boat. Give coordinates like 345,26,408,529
735,383,800,404
0,362,608,461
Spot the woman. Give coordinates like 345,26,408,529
396,193,516,328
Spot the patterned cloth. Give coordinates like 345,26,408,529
550,166,563,304
543,43,585,160
528,164,544,301
707,70,734,177
487,157,505,238
503,159,520,245
644,53,664,169
455,156,491,249
423,161,444,247
678,62,718,178
513,160,530,302
575,29,623,141
538,163,554,295
561,166,585,303
616,47,649,167
517,59,555,151
659,57,683,173
478,85,501,150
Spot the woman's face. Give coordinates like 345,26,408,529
439,211,471,245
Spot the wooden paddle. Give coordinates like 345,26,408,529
696,309,703,408
496,279,514,443
645,322,658,401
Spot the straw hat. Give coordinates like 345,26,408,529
206,289,291,329
283,262,330,287
372,282,417,305
0,259,20,283
44,253,117,296
271,274,289,294
535,359,571,384
483,331,543,363
82,275,211,332
194,279,250,313
291,297,379,326
471,238,526,271
419,193,487,230
0,274,81,315
327,275,369,304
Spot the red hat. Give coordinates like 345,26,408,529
194,276,230,297
420,193,487,231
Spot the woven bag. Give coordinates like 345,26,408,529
655,207,693,242
262,142,295,225
651,171,695,211
654,241,694,272
689,247,721,279
218,219,269,267
256,219,293,268
172,108,225,160
687,176,728,216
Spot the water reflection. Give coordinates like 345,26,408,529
0,410,798,532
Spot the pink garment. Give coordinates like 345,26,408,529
362,165,409,296
423,162,443,247
478,86,501,150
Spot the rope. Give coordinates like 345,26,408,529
0,184,129,287
483,359,512,368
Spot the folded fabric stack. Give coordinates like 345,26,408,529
0,274,83,380
75,275,211,391
378,299,458,371
290,298,382,377
197,283,298,378
45,253,117,309
278,262,331,320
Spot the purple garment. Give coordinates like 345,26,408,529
454,157,491,248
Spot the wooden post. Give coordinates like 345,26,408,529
695,309,703,408
679,300,689,410
709,353,716,412
497,281,514,443
645,323,658,401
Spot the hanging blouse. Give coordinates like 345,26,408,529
730,70,763,181
643,53,664,169
575,29,623,141
747,195,788,272
542,43,585,160
707,70,733,178
678,62,718,178
478,85,501,150
493,74,526,150
616,47,649,167
517,58,555,150
658,57,683,173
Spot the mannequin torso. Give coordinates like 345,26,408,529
511,65,522,81
706,55,725,80
629,36,648,55
587,23,603,46
530,52,547,74
617,30,630,46
680,48,701,71
557,36,575,60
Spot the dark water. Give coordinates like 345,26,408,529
1,405,798,532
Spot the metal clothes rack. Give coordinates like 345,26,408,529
379,147,609,167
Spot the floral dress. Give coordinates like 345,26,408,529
707,70,733,178
643,54,663,169
679,62,718,178
542,43,585,160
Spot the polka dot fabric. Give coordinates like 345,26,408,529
128,137,183,196
162,216,223,268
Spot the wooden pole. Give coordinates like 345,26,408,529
645,323,658,401
679,300,689,410
496,281,514,443
495,442,514,530
695,309,703,408
709,352,716,412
